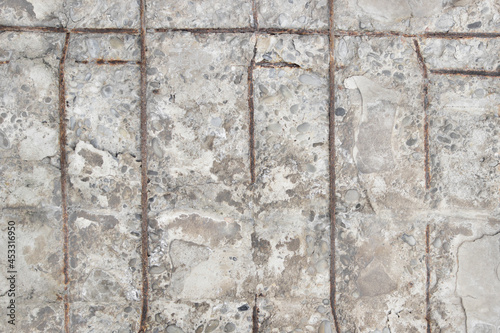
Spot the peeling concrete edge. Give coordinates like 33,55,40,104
58,32,71,333
454,229,500,333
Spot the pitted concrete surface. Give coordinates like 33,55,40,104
0,0,499,332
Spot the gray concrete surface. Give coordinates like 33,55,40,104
0,0,499,332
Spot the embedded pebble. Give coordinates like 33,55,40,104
402,234,416,247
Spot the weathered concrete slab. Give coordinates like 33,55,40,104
257,298,334,333
335,36,427,216
146,32,254,216
70,302,141,332
427,213,500,332
258,0,328,29
335,212,427,332
428,75,499,211
149,211,255,301
147,0,252,29
421,38,500,71
335,0,500,33
147,299,255,332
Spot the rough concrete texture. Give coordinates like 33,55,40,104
0,0,499,332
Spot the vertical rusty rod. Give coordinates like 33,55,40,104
138,0,149,331
413,39,431,190
58,32,71,333
328,0,340,332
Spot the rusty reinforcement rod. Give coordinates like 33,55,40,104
252,294,259,333
2,24,500,39
255,61,300,68
413,39,431,190
58,32,71,333
328,0,341,332
138,0,149,331
248,43,257,185
0,25,139,34
426,224,431,333
75,59,141,65
430,68,500,77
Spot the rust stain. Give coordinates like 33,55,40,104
248,43,257,185
328,0,340,332
75,59,141,65
426,224,431,333
58,32,71,333
414,39,431,190
255,61,300,68
0,60,9,64
430,68,500,77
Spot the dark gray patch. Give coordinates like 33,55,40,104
78,148,103,167
1,0,36,18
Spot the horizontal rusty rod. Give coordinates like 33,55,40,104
255,61,300,68
155,27,254,34
70,28,139,34
430,68,500,77
153,27,328,35
0,25,66,33
2,24,500,39
75,59,141,65
335,30,417,38
0,25,139,34
260,28,327,35
0,60,9,64
424,32,500,39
